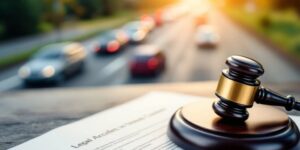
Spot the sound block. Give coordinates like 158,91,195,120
168,100,300,150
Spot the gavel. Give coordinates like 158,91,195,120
168,55,300,150
213,55,300,121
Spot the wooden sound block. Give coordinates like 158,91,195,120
168,100,300,150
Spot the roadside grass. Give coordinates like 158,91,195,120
0,10,138,69
0,47,40,69
223,7,300,59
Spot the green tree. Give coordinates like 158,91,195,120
42,0,65,28
0,0,42,39
75,0,121,19
100,0,116,16
76,0,101,19
274,0,300,16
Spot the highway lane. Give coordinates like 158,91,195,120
62,17,189,87
161,9,300,84
77,9,300,86
0,8,299,92
157,9,300,84
0,16,186,91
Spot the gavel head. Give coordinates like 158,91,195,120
213,55,264,121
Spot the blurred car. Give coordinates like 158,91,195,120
190,4,210,25
162,5,188,22
114,29,129,45
123,21,148,44
194,13,208,25
195,25,220,48
140,15,156,31
94,30,128,54
153,10,164,26
18,42,86,86
129,45,166,77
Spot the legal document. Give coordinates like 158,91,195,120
11,91,300,150
11,92,201,150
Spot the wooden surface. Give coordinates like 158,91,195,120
169,101,300,150
182,101,289,135
0,81,299,149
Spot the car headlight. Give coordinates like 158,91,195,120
42,66,55,78
18,66,31,78
132,31,145,41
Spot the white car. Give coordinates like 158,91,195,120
195,25,220,48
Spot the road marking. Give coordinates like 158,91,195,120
0,75,21,92
98,57,127,79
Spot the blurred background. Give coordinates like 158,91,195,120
0,0,299,91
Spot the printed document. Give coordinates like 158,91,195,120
11,92,201,150
11,91,300,150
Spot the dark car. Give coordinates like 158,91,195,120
123,21,148,44
94,30,128,54
18,42,86,86
129,45,166,77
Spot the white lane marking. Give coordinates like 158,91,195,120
98,56,127,79
0,75,21,92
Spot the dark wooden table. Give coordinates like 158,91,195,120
1,81,299,149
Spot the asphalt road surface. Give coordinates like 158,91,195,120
0,9,299,92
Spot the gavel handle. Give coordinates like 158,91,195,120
255,87,300,111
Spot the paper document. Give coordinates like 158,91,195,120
11,91,300,150
11,92,201,150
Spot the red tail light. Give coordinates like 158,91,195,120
147,58,159,70
107,41,120,53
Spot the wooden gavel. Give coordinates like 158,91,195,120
213,55,300,121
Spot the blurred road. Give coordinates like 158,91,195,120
0,9,299,92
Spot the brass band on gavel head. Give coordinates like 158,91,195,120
215,74,259,106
